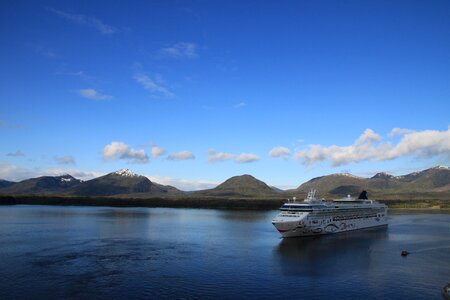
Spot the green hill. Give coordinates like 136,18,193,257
195,174,278,198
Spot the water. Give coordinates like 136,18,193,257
0,205,449,299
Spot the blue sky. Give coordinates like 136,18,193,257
1,0,449,190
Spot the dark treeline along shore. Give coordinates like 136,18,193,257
1,166,450,209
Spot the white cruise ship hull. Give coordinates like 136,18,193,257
273,215,388,238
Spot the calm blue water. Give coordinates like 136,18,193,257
0,205,449,299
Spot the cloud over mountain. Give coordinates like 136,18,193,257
145,175,217,191
295,127,450,166
0,161,103,182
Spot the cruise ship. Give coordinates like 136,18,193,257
272,190,388,238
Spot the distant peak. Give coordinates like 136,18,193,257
334,173,360,178
59,174,73,178
432,165,449,170
235,174,256,179
56,174,78,183
372,172,394,179
113,169,139,177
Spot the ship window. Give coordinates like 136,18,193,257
280,205,313,212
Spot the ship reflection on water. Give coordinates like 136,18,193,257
274,227,389,276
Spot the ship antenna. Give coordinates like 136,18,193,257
306,189,317,203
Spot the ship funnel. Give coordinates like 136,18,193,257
358,190,368,200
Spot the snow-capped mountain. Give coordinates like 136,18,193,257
68,170,180,196
0,175,82,194
113,169,140,177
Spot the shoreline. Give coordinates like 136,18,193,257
389,207,450,212
1,195,449,210
0,195,284,210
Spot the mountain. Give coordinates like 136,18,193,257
0,166,449,199
0,179,16,189
0,175,81,194
396,166,450,192
367,172,403,190
367,166,450,192
68,169,180,196
0,169,180,197
296,166,450,197
296,173,367,194
195,174,278,197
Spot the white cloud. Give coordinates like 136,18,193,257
235,153,260,163
151,146,166,159
146,175,218,191
234,102,246,108
133,73,174,97
102,141,149,163
167,151,195,161
77,89,112,100
160,42,198,59
389,128,416,137
59,70,102,85
7,150,25,157
295,129,388,166
207,150,234,163
295,127,450,166
33,44,58,58
103,142,128,158
207,150,260,163
54,155,76,165
385,127,450,159
268,146,291,159
48,8,117,35
356,129,381,144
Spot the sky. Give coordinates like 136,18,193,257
1,0,449,190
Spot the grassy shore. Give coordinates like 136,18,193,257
378,198,450,209
1,195,450,210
